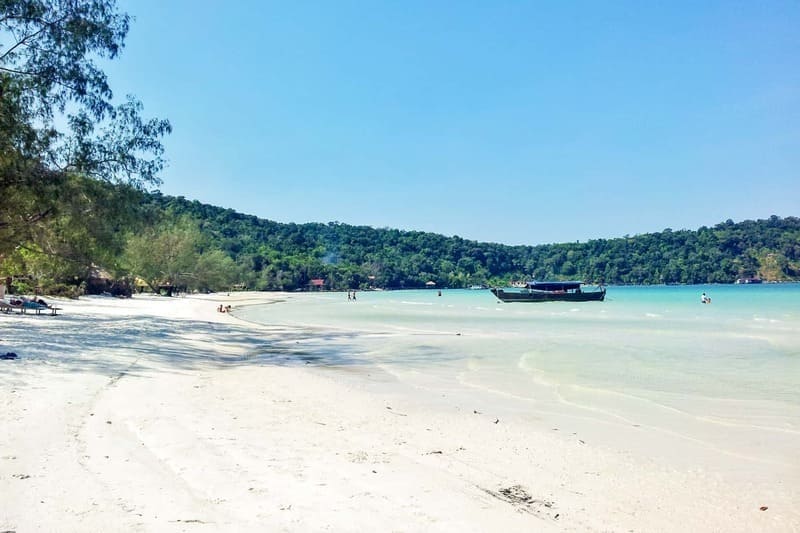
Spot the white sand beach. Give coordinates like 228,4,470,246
1,293,797,532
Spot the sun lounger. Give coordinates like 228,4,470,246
22,301,45,314
22,301,61,315
1,300,61,315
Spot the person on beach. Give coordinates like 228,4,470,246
701,292,711,304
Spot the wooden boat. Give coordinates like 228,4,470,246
491,281,606,302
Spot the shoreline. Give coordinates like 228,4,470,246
1,292,797,531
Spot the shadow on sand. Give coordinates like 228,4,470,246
0,311,371,380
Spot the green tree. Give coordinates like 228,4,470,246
123,218,201,294
0,0,170,260
194,250,238,293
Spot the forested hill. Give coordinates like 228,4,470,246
154,194,800,290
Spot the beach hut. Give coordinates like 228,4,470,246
425,281,436,288
309,278,325,291
85,266,114,294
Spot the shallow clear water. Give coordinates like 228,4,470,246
238,285,799,396
237,284,800,475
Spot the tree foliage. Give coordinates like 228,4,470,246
122,216,237,294
0,0,170,259
4,177,799,295
152,194,800,291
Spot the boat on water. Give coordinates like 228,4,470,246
491,281,606,302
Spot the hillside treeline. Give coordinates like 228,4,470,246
4,185,799,295
152,194,800,290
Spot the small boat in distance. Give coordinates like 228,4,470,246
491,281,606,303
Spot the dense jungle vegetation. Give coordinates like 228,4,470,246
6,182,800,295
146,195,800,291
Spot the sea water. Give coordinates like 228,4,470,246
236,284,800,481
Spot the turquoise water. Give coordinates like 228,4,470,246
237,285,800,401
237,284,800,475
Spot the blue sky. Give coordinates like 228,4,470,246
107,1,799,245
